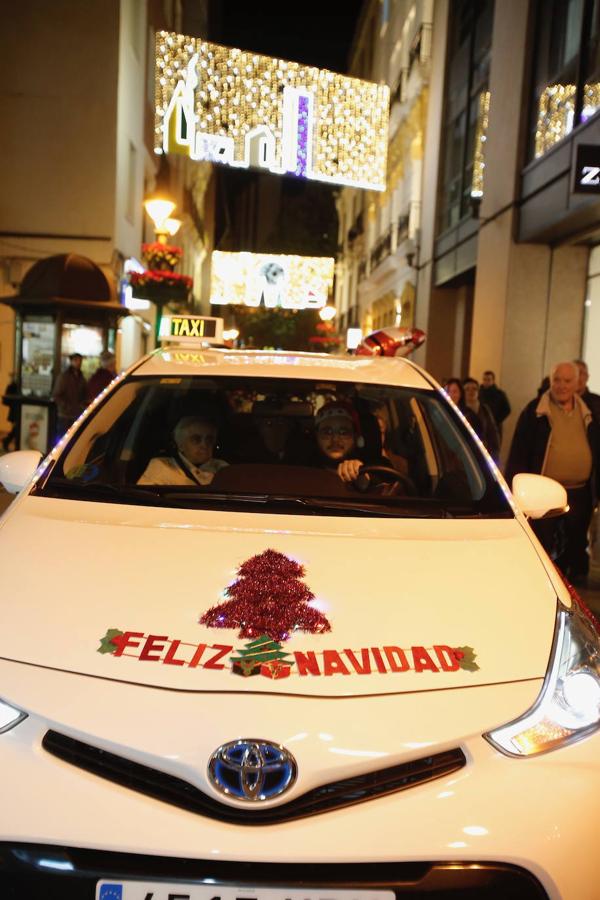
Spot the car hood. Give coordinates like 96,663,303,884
0,496,557,697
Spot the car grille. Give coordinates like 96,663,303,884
42,729,466,824
0,843,550,898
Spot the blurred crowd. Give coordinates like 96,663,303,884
443,360,600,587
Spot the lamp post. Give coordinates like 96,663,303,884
141,194,188,342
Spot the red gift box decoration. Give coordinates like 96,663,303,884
232,659,261,677
260,661,291,679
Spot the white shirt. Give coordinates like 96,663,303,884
137,454,228,486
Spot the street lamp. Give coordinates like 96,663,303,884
144,195,176,244
319,305,336,321
164,217,182,237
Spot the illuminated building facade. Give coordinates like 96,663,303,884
334,0,433,345
0,0,214,439
340,0,600,461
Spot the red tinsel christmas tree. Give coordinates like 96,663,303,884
200,549,331,642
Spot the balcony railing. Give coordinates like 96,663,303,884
370,227,393,270
396,214,409,247
347,212,364,245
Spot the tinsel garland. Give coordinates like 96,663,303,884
200,549,331,642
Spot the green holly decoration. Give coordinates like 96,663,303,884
97,628,124,655
454,645,479,672
231,634,293,676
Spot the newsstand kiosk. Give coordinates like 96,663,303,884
0,254,128,454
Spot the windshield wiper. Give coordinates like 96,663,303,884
42,479,165,505
40,482,498,518
161,492,438,517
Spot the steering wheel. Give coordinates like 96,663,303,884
354,464,417,496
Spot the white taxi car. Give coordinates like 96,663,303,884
0,317,598,900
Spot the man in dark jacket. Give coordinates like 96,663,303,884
575,359,600,425
480,371,511,439
506,361,600,585
52,353,87,438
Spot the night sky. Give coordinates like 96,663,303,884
213,1,365,74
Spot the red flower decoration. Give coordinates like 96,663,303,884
129,269,192,290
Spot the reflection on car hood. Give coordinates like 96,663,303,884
0,497,556,697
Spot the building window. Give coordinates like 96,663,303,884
438,0,494,233
381,0,390,34
530,0,600,159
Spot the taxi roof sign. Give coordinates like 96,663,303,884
159,315,224,345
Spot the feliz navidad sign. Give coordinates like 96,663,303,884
97,550,479,678
98,629,478,679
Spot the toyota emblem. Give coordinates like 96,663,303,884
208,739,297,802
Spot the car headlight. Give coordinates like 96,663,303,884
485,600,600,756
0,698,26,734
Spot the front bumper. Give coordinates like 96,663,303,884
1,665,599,899
0,845,548,898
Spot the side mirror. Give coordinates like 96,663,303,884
0,450,43,494
512,473,568,519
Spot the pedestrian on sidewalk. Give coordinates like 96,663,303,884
52,353,87,439
574,359,600,425
506,361,600,586
463,377,500,462
480,370,511,440
2,373,19,451
443,378,480,433
87,350,116,403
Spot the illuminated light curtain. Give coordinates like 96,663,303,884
534,84,576,158
155,32,390,191
471,90,490,197
582,83,600,121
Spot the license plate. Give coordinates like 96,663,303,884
96,883,395,900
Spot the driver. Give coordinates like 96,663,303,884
314,402,366,483
138,415,228,486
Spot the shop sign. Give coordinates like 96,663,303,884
573,144,600,194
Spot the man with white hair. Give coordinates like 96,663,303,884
506,361,600,585
138,415,228,486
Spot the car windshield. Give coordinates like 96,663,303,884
34,374,511,517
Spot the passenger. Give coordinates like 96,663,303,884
371,402,410,476
249,401,293,463
138,415,228,486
